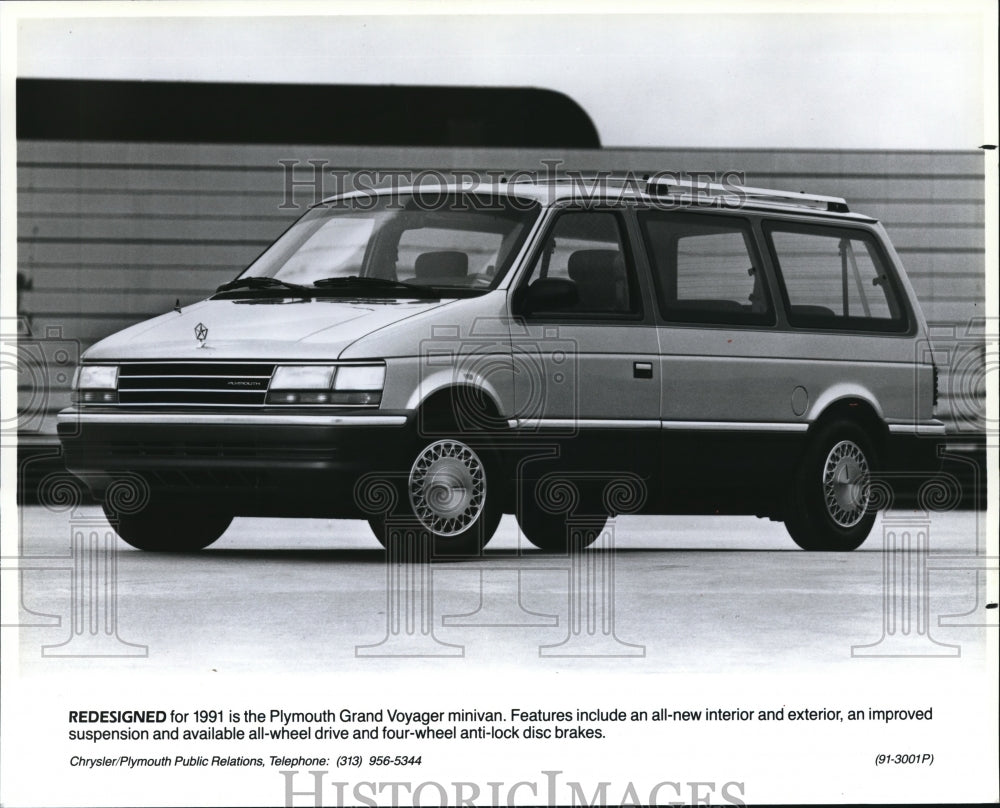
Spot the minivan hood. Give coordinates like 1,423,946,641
83,297,453,361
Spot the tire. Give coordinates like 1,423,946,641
103,496,232,552
368,436,502,557
784,420,878,551
517,503,607,553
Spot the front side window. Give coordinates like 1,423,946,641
765,224,908,331
638,211,773,325
520,211,642,318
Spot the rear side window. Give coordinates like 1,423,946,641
765,224,909,331
638,212,773,325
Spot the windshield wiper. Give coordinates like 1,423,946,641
215,276,313,294
310,276,440,296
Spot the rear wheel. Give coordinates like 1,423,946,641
103,495,232,552
784,420,877,551
368,436,502,557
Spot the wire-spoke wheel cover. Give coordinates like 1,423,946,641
822,439,870,528
408,439,486,536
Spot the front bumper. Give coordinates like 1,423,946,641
57,408,413,516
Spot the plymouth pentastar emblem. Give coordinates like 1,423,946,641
194,322,208,346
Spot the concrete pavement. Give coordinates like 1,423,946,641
11,508,993,677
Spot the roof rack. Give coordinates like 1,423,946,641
644,175,850,213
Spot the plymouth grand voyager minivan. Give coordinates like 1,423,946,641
59,175,943,554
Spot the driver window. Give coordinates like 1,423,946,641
524,211,640,316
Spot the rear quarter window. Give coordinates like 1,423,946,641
764,222,909,332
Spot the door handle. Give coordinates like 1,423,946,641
633,361,653,379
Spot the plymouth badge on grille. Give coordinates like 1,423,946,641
194,322,208,347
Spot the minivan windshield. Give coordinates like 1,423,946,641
230,192,540,296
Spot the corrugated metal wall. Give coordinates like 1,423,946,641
16,142,986,442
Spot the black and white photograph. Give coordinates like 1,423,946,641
1,1,997,806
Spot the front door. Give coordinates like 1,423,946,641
509,208,660,511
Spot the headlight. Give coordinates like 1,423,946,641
265,364,384,406
71,365,119,404
333,365,385,392
270,365,337,390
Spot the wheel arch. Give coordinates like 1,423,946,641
411,383,509,434
807,396,889,452
405,365,509,417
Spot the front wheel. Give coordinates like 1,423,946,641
368,437,502,556
517,506,607,553
103,496,233,551
784,420,878,551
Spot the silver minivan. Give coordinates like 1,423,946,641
58,176,943,554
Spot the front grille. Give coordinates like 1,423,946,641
117,362,276,406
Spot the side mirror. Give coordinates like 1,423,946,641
515,278,579,316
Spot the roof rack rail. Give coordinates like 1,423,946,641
645,175,850,213
504,172,850,213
